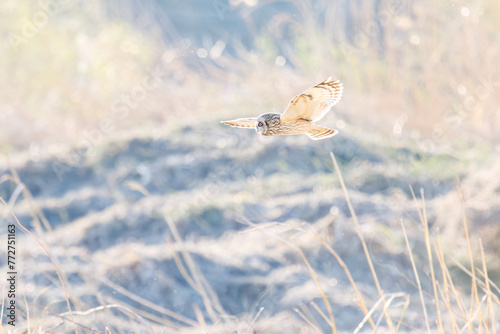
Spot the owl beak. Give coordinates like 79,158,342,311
256,126,263,134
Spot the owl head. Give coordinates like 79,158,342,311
255,115,268,134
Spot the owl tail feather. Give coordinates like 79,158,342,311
306,125,338,140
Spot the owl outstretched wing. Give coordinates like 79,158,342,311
221,118,257,129
280,78,343,123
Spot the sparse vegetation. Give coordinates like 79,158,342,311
1,0,499,333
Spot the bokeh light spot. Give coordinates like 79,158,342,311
275,55,286,66
197,48,208,58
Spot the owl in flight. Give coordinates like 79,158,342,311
221,78,343,140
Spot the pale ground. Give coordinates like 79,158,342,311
1,120,499,333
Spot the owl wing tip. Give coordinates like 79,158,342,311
220,118,257,129
322,77,342,86
306,127,339,140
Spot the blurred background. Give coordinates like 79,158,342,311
1,0,499,332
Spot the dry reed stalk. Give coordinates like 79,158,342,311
409,186,444,334
330,152,394,332
401,220,431,332
0,198,78,334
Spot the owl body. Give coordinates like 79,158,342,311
256,113,312,137
222,78,343,140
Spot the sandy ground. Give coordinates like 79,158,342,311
1,123,499,333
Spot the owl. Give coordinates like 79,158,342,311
221,78,343,140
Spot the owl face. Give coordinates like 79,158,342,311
255,115,268,134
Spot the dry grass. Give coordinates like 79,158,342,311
1,1,499,333
2,150,498,333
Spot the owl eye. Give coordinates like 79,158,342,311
258,122,263,127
